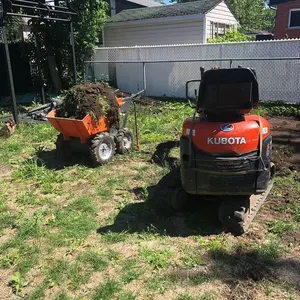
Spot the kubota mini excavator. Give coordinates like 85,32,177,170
171,67,275,234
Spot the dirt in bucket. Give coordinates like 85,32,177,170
55,83,120,128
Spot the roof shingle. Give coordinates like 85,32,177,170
126,0,163,7
108,0,222,23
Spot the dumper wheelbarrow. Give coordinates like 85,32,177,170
47,90,144,166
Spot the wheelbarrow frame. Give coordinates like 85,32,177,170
46,90,144,144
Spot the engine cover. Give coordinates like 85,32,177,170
180,115,272,195
182,115,270,156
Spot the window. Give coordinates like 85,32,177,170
211,22,232,38
289,9,300,28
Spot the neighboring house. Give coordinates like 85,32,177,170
270,0,300,39
103,0,238,46
108,0,162,17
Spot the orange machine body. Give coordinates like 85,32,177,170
182,115,271,155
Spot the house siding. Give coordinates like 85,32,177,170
206,1,238,40
104,20,204,46
275,0,300,39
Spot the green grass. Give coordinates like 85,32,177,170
121,259,143,283
176,292,194,300
17,210,47,240
139,248,173,269
0,210,17,232
199,293,215,300
92,280,121,300
101,231,129,244
180,250,206,268
117,292,137,300
0,249,20,268
48,197,97,241
0,101,300,299
96,187,113,199
255,238,285,262
16,244,40,275
55,292,71,300
147,276,170,294
26,286,46,300
257,101,300,117
12,158,64,194
16,191,39,205
268,220,294,235
107,249,122,262
68,262,92,290
45,260,70,287
77,251,109,271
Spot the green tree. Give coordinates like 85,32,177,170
225,0,275,32
4,16,24,42
261,7,276,33
169,0,275,33
207,30,254,43
27,0,108,91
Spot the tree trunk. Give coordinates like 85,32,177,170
47,54,62,92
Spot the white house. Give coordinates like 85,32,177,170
103,0,238,46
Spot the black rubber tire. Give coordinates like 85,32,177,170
90,133,116,166
218,196,250,235
116,128,134,154
55,134,72,160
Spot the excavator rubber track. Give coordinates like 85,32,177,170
152,164,275,235
218,163,276,235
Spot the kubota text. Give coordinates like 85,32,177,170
207,137,247,145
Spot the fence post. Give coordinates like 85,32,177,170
138,47,141,92
143,62,147,95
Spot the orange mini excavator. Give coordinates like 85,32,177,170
171,67,275,234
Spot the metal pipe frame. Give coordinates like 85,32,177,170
1,26,19,123
7,12,71,21
12,3,74,16
15,0,77,13
0,0,78,124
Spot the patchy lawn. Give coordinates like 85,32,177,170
0,101,299,300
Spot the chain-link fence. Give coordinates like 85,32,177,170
84,39,300,102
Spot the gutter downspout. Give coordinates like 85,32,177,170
102,28,105,47
203,17,207,44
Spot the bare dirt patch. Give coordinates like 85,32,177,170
268,116,300,172
0,269,14,300
0,164,12,180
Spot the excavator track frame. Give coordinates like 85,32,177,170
218,163,276,235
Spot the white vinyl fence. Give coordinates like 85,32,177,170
85,39,300,102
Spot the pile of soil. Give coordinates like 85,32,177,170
55,83,120,127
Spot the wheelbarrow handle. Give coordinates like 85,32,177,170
131,90,145,99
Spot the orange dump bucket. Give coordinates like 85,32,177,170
47,97,125,143
47,110,110,143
